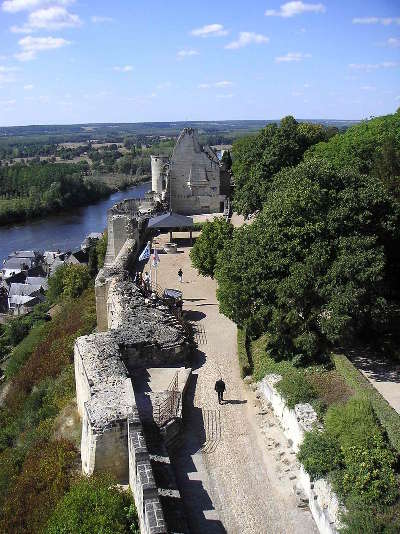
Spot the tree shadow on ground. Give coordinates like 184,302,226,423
347,349,400,384
221,399,247,405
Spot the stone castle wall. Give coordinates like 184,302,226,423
74,198,190,533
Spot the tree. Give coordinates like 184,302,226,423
47,264,91,301
231,117,328,217
62,265,91,299
221,150,232,171
215,158,400,361
190,218,233,278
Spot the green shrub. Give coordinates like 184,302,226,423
237,327,252,377
45,474,139,534
297,430,342,480
324,396,381,448
339,500,400,534
339,437,398,506
276,370,317,408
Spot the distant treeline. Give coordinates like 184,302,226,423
0,161,111,225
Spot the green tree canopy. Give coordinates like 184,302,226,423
190,218,233,278
216,158,400,361
231,116,330,217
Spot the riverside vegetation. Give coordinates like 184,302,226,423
0,236,139,534
190,110,400,532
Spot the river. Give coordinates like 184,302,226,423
1,181,151,262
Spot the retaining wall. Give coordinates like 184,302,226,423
258,376,340,534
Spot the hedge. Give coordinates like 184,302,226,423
332,353,400,454
237,326,252,377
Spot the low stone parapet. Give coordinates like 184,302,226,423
258,375,340,534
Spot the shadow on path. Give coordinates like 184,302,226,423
348,350,400,384
170,372,226,534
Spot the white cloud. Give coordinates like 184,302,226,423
15,35,70,61
387,37,400,47
23,83,34,89
225,32,269,49
360,85,376,91
10,6,82,33
216,93,234,98
91,15,114,23
177,49,199,59
292,91,303,96
215,80,233,87
349,61,399,71
0,99,16,106
275,51,311,62
0,65,19,85
352,17,400,25
113,65,133,72
198,80,233,89
191,23,228,37
265,1,326,18
2,0,73,13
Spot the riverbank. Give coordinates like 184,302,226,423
0,181,150,263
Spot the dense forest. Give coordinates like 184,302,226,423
0,162,111,224
191,110,400,532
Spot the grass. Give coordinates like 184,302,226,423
5,322,47,380
0,288,97,533
332,353,400,454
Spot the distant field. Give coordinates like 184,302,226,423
0,119,360,143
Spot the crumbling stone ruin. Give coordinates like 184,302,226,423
151,128,230,214
74,199,190,533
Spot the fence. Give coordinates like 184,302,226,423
154,371,181,427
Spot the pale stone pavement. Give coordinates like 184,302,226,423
145,232,317,534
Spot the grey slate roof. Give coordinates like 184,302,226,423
147,212,194,229
9,283,43,297
26,277,49,290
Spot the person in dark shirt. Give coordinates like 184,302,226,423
215,378,226,404
178,268,183,283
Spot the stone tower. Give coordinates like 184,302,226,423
168,128,226,215
150,155,169,196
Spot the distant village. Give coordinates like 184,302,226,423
0,232,103,318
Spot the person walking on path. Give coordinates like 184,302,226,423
215,378,226,404
178,268,183,283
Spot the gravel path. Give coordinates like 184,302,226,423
146,232,317,534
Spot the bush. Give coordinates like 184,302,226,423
340,499,400,534
276,370,317,408
237,327,252,377
324,396,381,448
339,437,398,506
297,430,342,480
45,474,139,534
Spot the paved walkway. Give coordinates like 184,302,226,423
347,350,400,414
145,233,317,534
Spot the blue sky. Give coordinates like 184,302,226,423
0,0,399,125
